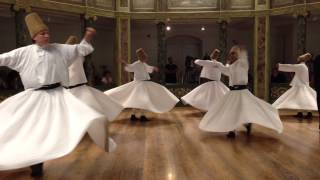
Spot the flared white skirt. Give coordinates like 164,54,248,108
0,87,105,170
272,85,317,111
105,81,179,113
199,89,283,133
68,85,123,151
181,81,229,111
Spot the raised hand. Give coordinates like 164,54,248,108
84,27,96,42
153,66,159,72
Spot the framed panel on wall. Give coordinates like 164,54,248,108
131,0,156,12
271,0,295,8
87,0,114,10
226,0,254,10
165,0,219,11
51,0,85,5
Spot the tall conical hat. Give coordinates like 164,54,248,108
25,12,49,38
65,35,79,45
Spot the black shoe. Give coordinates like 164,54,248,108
30,163,43,177
227,131,236,138
140,115,150,122
305,112,313,119
245,123,252,136
293,112,303,119
130,114,138,121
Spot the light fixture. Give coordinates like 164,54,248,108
166,26,171,31
201,26,205,31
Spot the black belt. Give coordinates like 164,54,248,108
229,85,247,91
64,83,87,89
142,79,151,81
201,78,217,81
35,83,61,91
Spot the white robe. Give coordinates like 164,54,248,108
0,40,106,170
199,53,283,133
272,63,317,111
105,60,179,113
67,49,123,151
181,59,229,111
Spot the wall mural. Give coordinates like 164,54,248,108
167,0,218,9
132,0,155,10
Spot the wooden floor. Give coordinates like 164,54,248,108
1,107,320,180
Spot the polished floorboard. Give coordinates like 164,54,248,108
1,107,320,180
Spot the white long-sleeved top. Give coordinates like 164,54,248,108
68,41,89,86
125,60,155,81
278,62,309,86
0,40,93,89
194,59,222,80
214,58,249,86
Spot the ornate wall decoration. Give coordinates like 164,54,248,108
218,20,228,63
157,22,166,83
256,17,267,99
120,18,130,83
167,0,218,10
296,14,307,55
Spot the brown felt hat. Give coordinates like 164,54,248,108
25,12,49,38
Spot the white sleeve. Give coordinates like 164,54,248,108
0,48,23,71
59,39,94,66
215,62,230,76
278,64,299,73
124,61,137,72
145,64,155,73
194,59,214,67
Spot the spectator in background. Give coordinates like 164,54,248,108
165,57,178,84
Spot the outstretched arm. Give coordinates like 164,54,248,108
0,48,22,71
62,28,96,66
194,59,214,67
278,63,299,73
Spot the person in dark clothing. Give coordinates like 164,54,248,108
165,57,178,83
313,55,320,129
